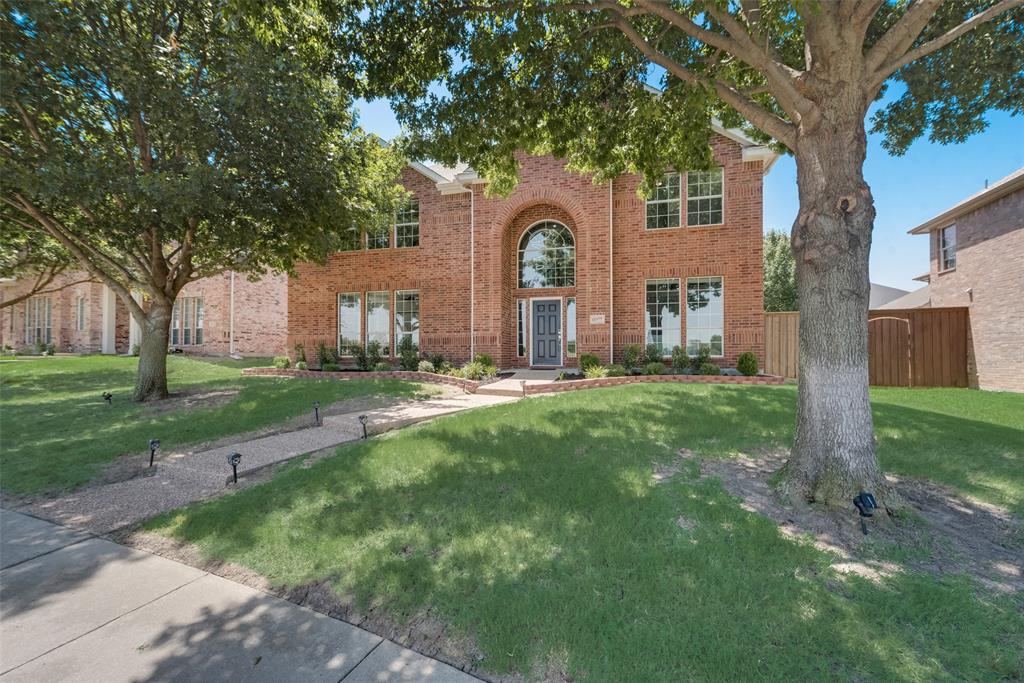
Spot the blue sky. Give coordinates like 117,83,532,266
356,98,1023,292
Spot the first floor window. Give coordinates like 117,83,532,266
645,280,681,355
394,290,420,353
395,199,420,248
516,299,526,357
687,168,724,226
686,277,724,356
173,297,203,346
940,225,956,270
646,173,681,229
75,295,87,331
171,301,180,345
566,298,577,357
194,299,204,345
366,291,390,350
338,292,361,354
24,296,52,345
182,298,193,345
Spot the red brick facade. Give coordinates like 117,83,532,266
288,134,770,369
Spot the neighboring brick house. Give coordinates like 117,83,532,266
907,167,1023,392
0,269,288,357
288,126,778,369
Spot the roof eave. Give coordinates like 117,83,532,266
908,171,1024,234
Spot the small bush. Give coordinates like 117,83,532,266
349,344,370,371
429,352,446,369
698,362,721,376
483,365,499,379
366,341,384,368
417,360,435,373
644,344,663,364
737,351,759,376
438,360,454,375
397,335,420,371
322,362,341,372
579,353,601,371
621,344,642,369
606,364,626,377
294,343,307,364
473,353,494,367
461,361,485,380
131,343,140,357
295,361,309,370
315,340,337,367
272,356,290,369
372,361,391,372
690,345,711,373
448,367,465,379
584,365,609,379
671,346,689,372
645,361,666,375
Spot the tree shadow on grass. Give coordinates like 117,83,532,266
150,385,1023,681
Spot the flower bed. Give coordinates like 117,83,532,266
523,373,785,395
242,367,482,393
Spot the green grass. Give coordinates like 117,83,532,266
0,355,433,494
149,384,1023,681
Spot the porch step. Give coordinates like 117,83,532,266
476,379,526,397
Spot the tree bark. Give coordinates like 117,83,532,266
134,299,172,402
779,100,896,508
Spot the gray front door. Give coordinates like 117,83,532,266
532,300,561,366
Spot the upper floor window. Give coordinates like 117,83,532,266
339,226,361,252
518,221,575,288
940,225,956,271
367,225,390,249
395,199,420,248
687,168,723,226
646,173,681,229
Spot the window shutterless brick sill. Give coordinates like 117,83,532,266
936,267,957,275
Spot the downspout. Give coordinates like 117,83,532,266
228,271,235,355
469,186,475,361
608,178,614,363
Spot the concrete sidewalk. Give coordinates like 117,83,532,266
0,509,475,682
16,391,518,535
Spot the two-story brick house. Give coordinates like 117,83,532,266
288,126,778,369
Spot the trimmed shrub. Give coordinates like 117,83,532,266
671,346,689,372
322,362,341,372
473,353,494,367
373,361,391,372
606,364,626,377
397,335,420,371
429,353,446,369
448,367,465,379
350,344,370,371
461,361,485,380
295,361,309,371
645,361,666,375
315,340,336,367
737,351,759,376
690,345,711,373
584,365,609,379
272,356,290,369
621,344,642,369
418,360,435,373
366,341,384,368
644,344,663,364
698,362,721,376
579,353,601,371
294,343,307,365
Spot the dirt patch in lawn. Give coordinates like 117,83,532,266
696,450,1023,593
140,388,241,417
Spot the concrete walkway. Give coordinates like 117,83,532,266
0,509,475,682
15,391,519,535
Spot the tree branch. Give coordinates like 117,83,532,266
0,272,99,310
866,0,944,73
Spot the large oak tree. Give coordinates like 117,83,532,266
351,0,1022,507
1,0,404,399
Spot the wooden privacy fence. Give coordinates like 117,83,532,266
764,307,969,387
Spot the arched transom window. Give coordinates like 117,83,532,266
518,221,575,288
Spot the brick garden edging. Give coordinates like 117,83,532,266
242,367,482,393
522,373,785,395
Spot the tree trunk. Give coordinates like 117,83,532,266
134,300,172,402
779,105,896,508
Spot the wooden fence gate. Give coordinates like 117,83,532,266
763,307,969,387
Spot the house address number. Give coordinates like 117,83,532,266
589,314,606,325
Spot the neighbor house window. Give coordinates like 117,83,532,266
395,199,420,248
173,297,203,346
182,298,193,345
338,292,361,354
75,295,87,331
194,299,204,345
367,225,390,249
646,172,681,229
24,296,52,345
394,290,420,353
940,225,956,270
366,291,390,350
644,280,681,355
171,300,180,345
687,168,724,226
516,299,526,357
518,221,575,288
686,277,724,357
566,298,577,357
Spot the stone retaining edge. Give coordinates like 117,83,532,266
523,373,785,395
241,367,482,393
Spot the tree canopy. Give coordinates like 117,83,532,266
763,230,797,312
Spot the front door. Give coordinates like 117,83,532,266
532,300,561,366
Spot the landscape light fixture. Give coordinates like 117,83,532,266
102,391,113,405
853,491,878,535
313,400,320,425
148,439,160,467
358,415,368,439
227,452,242,484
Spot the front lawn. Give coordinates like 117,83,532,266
148,384,1023,681
0,355,434,494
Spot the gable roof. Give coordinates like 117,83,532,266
875,286,931,310
908,167,1024,234
869,283,910,309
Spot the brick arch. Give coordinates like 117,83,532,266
492,186,588,235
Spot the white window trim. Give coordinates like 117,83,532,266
685,168,725,228
939,224,957,272
394,199,420,248
644,172,683,231
644,278,682,357
393,289,420,355
337,292,361,356
528,296,563,368
685,276,725,358
517,219,576,289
